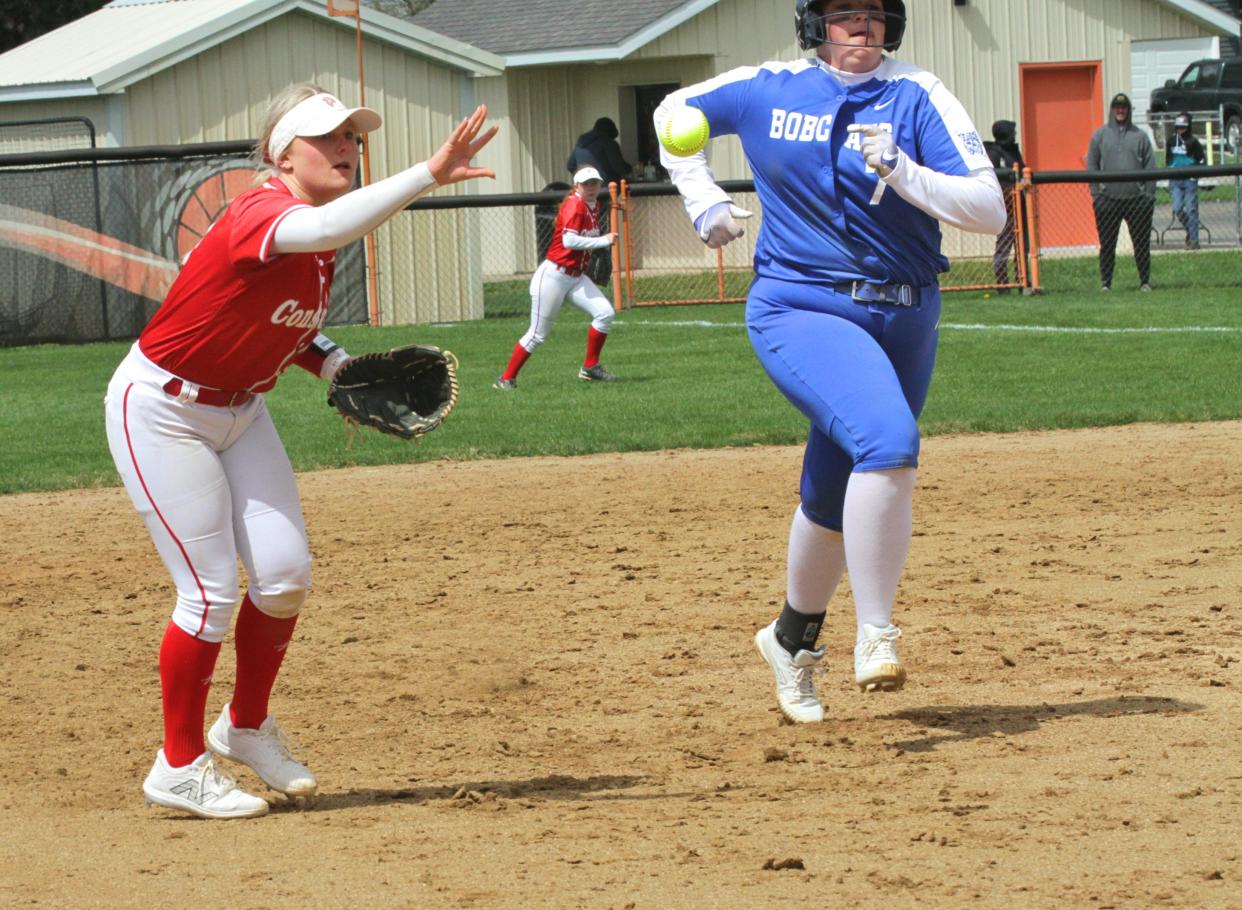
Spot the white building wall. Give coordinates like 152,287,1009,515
121,9,481,324
0,96,125,150
901,0,1210,136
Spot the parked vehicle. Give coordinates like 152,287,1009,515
1148,57,1242,151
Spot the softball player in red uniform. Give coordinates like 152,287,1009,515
104,83,497,818
494,166,619,389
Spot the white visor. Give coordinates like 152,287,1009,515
573,166,604,185
267,92,382,162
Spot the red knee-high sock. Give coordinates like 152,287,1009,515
230,593,298,730
584,326,608,368
501,343,531,381
159,622,222,767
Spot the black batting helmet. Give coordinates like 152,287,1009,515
796,0,907,53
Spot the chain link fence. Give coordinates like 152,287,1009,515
1026,164,1242,294
615,180,757,308
399,184,635,322
609,175,1034,304
609,167,1242,303
9,141,1242,349
1146,109,1242,165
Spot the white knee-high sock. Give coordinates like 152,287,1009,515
785,506,846,614
842,467,917,637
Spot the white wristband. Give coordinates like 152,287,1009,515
321,347,351,381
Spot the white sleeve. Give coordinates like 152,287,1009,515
653,90,732,226
881,160,1007,235
562,230,613,250
270,163,437,253
872,68,1007,235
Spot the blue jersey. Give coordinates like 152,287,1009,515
667,57,992,286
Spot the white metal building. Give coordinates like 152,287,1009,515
0,0,503,324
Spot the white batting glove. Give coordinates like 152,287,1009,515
848,124,902,178
694,201,754,249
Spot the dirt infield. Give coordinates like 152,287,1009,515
1,422,1239,909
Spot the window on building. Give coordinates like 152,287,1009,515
627,82,680,182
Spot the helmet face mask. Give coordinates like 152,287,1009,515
795,0,906,53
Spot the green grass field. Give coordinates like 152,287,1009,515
2,285,1240,495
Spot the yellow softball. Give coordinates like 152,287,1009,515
660,106,710,157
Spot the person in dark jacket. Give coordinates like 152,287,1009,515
1166,111,1206,249
984,119,1025,289
566,116,632,184
566,117,631,286
1086,93,1156,291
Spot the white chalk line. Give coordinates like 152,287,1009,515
432,319,1239,334
608,319,1241,334
940,323,1240,334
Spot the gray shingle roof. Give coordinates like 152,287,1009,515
396,0,693,56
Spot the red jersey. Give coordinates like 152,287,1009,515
544,192,600,275
139,179,333,393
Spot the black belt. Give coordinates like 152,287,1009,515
832,280,918,307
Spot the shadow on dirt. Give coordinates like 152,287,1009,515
880,695,1202,753
291,773,651,813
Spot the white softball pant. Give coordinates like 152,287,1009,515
104,345,312,643
518,259,615,351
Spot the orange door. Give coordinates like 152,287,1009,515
1020,62,1103,248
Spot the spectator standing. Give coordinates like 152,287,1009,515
1166,111,1206,249
566,116,632,185
1086,93,1156,291
984,119,1025,290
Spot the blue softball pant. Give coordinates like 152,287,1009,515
746,276,941,532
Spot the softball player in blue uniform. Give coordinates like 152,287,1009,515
656,0,1005,722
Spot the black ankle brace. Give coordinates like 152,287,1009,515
774,601,825,655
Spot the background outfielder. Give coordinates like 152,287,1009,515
103,83,497,818
494,166,620,389
656,0,1005,722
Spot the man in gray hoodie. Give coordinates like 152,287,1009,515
1086,93,1156,291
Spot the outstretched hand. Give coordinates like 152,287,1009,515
428,105,499,186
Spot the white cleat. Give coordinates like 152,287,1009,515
142,749,269,819
854,623,906,693
207,705,318,797
755,620,826,723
